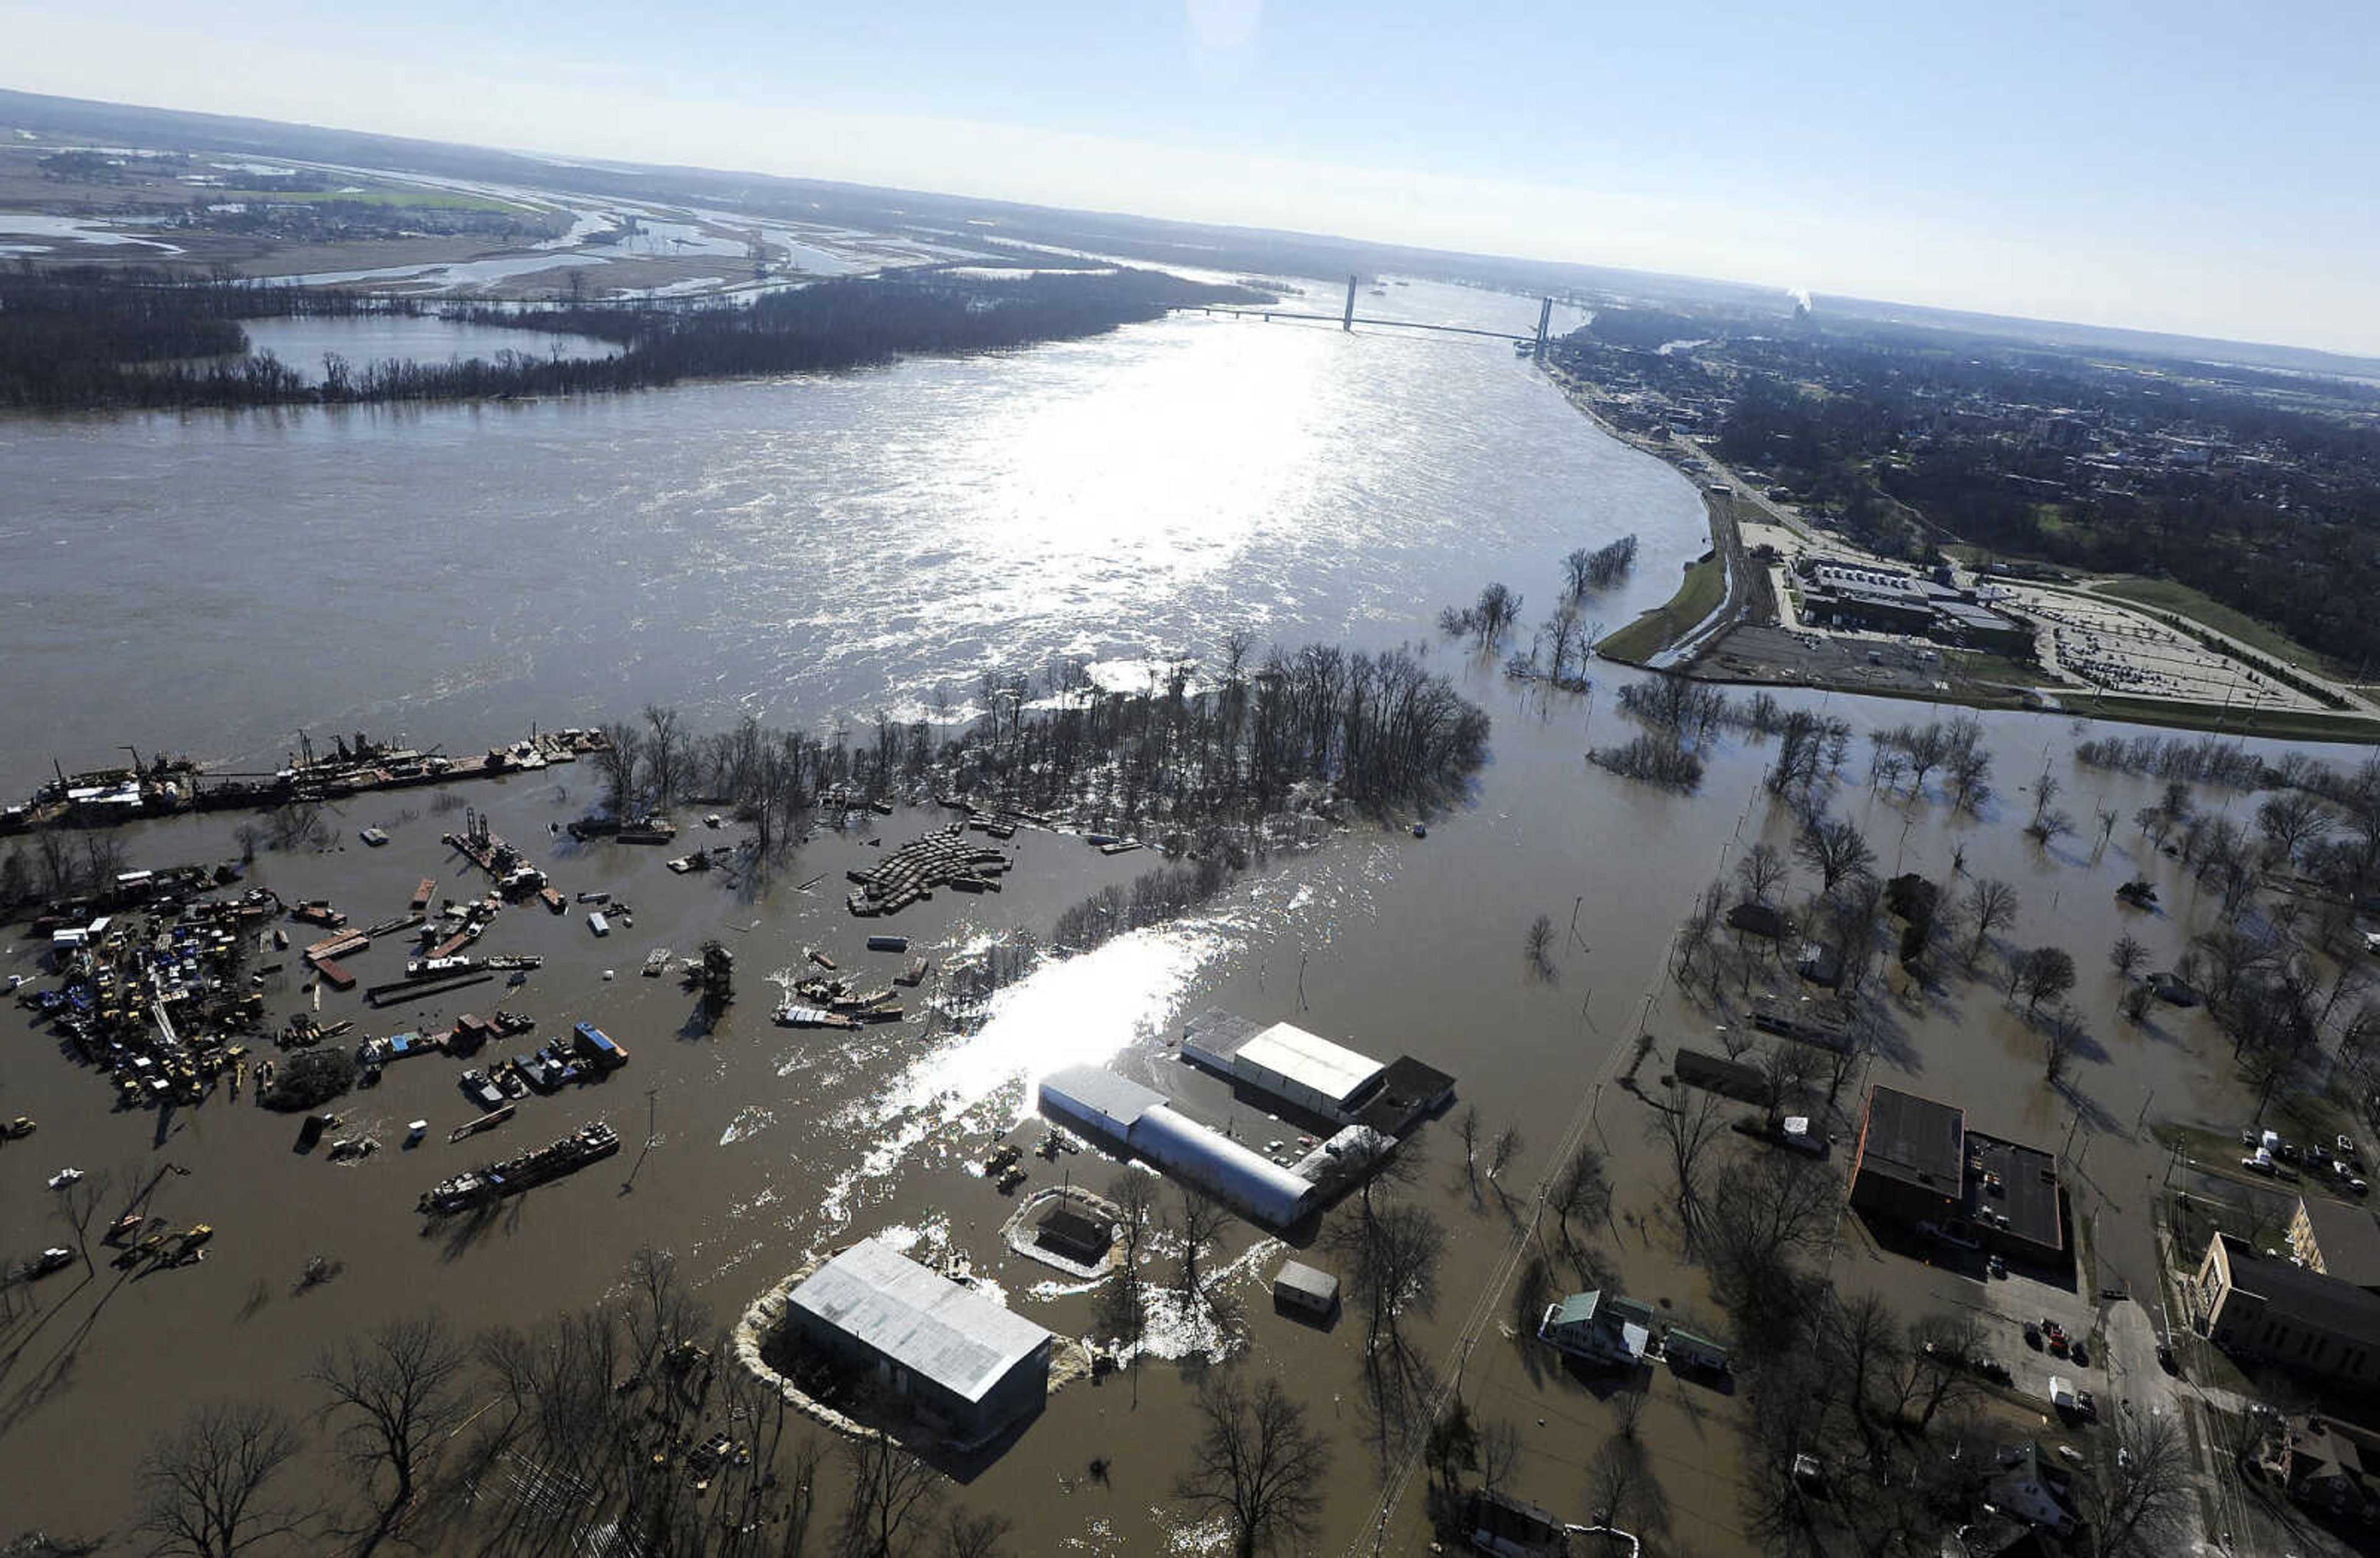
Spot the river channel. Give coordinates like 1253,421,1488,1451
1,279,2368,1553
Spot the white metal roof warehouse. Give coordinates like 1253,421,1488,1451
786,1236,1052,1436
1235,1022,1388,1118
1038,1064,1318,1227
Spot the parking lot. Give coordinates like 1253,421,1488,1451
1708,622,1954,695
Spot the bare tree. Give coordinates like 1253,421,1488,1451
1101,1171,1158,1344
307,1313,471,1551
1173,1184,1230,1306
642,703,684,807
1962,878,2019,968
1644,1082,1730,1249
1522,914,1556,978
2083,1409,2193,1556
2012,946,2078,1015
1173,1374,1331,1558
2110,932,2149,980
2044,1002,2086,1084
1906,1311,1987,1429
1486,1123,1525,1185
1455,1104,1481,1193
1792,815,1875,897
1737,841,1788,905
137,1401,309,1558
937,1507,1013,1558
2257,789,2332,868
835,1430,943,1558
1334,1198,1447,1369
1478,1416,1522,1497
595,720,646,815
1549,1144,1611,1249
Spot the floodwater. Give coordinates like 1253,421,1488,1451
239,316,622,384
0,278,2369,1553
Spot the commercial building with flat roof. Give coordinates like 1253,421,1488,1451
1178,1009,1453,1136
1849,1087,2064,1263
2289,1197,2380,1292
1849,1086,1965,1227
1232,1022,1387,1122
2193,1233,2380,1389
785,1236,1052,1440
1966,1132,2065,1264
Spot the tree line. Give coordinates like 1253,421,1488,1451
0,264,1265,411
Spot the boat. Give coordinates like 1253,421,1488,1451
450,1102,515,1143
895,957,931,987
2,1116,34,1140
46,1167,83,1190
641,947,672,977
105,1211,144,1242
27,1248,73,1277
865,934,910,954
587,911,610,937
772,1004,859,1030
416,1122,621,1215
179,1223,213,1249
359,827,390,847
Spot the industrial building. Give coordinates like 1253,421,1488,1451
1178,1009,1454,1136
1795,557,2034,658
2194,1233,2380,1389
784,1237,1053,1440
1849,1086,2065,1265
1037,1065,1319,1227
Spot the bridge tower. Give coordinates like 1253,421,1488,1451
1343,273,1358,332
1535,296,1553,360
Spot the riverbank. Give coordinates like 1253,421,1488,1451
1546,363,2380,746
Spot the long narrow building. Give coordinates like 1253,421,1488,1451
1038,1064,1318,1227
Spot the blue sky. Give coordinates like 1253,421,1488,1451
8,0,2376,353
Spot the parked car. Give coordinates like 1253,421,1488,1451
2072,1341,2090,1367
2075,1389,2099,1419
2157,1342,2178,1373
2281,1141,2303,1164
2242,1154,2277,1175
2025,1322,2043,1349
1977,1358,2013,1384
1988,1254,2008,1279
2355,1177,2371,1197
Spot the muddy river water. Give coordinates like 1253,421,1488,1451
0,280,2368,1552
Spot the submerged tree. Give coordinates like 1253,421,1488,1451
1173,1374,1332,1558
136,1401,309,1558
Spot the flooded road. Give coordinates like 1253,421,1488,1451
0,279,2369,1553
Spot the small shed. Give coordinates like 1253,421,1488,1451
1034,1205,1112,1265
1272,1260,1340,1318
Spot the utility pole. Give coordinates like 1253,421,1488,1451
1342,273,1357,332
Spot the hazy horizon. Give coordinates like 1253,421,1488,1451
6,0,2378,357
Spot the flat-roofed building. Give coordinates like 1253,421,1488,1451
1849,1086,1965,1228
2288,1197,2380,1292
2193,1233,2380,1390
785,1236,1052,1440
1232,1021,1388,1123
1178,1011,1452,1135
1965,1132,2065,1264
